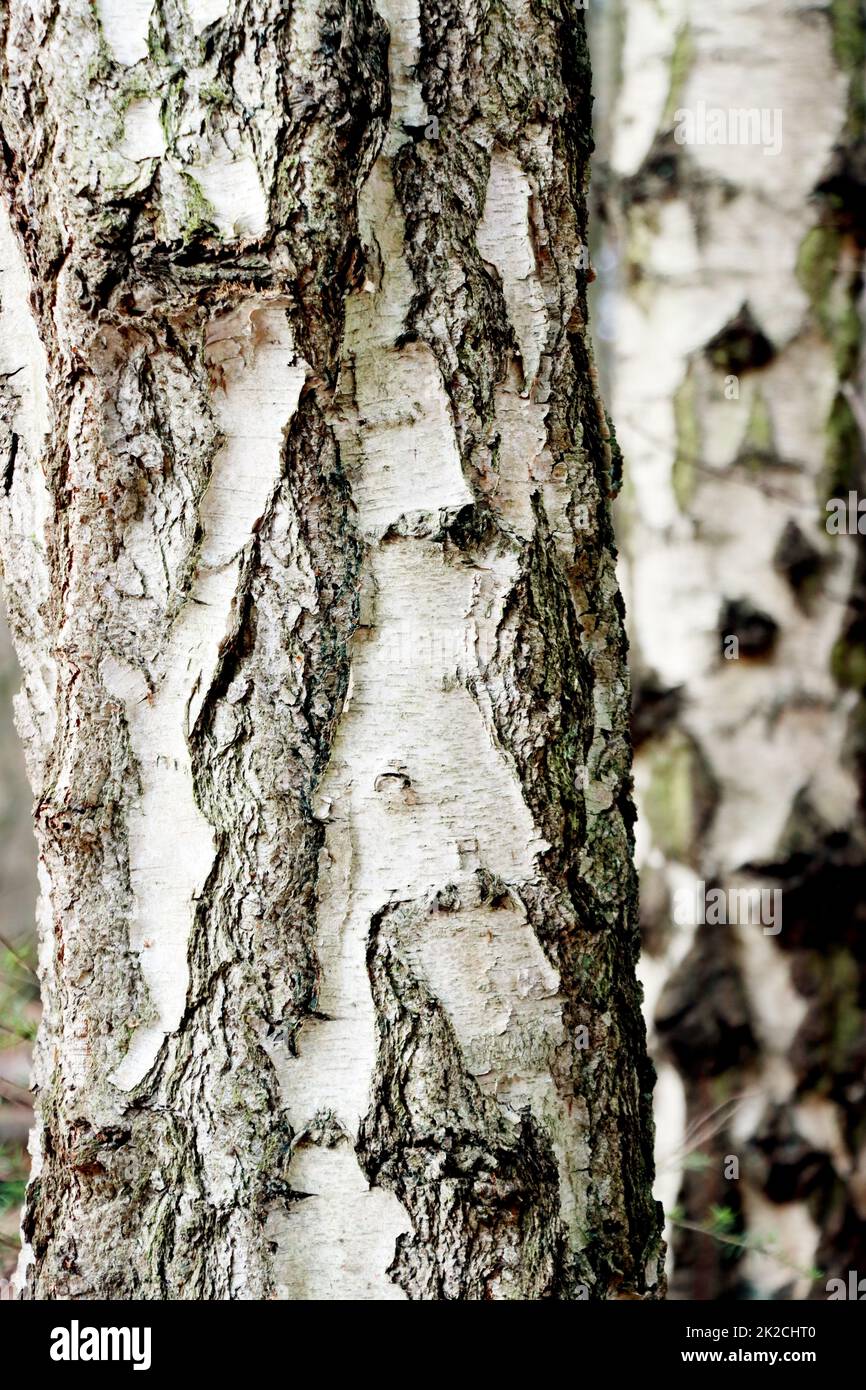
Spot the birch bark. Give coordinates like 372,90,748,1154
0,0,661,1299
603,0,866,1299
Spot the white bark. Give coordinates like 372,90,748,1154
603,0,866,1298
0,0,662,1299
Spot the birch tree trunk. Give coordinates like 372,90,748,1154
0,0,662,1300
603,0,866,1299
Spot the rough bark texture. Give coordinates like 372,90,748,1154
0,0,662,1299
600,0,866,1299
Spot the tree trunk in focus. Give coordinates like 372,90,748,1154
0,0,661,1299
602,0,866,1300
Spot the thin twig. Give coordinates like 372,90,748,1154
0,932,36,979
670,1218,820,1282
0,1078,32,1105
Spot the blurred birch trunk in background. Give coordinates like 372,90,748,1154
595,0,866,1298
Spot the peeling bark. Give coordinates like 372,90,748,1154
0,0,661,1299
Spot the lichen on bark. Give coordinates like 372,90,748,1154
0,0,661,1299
